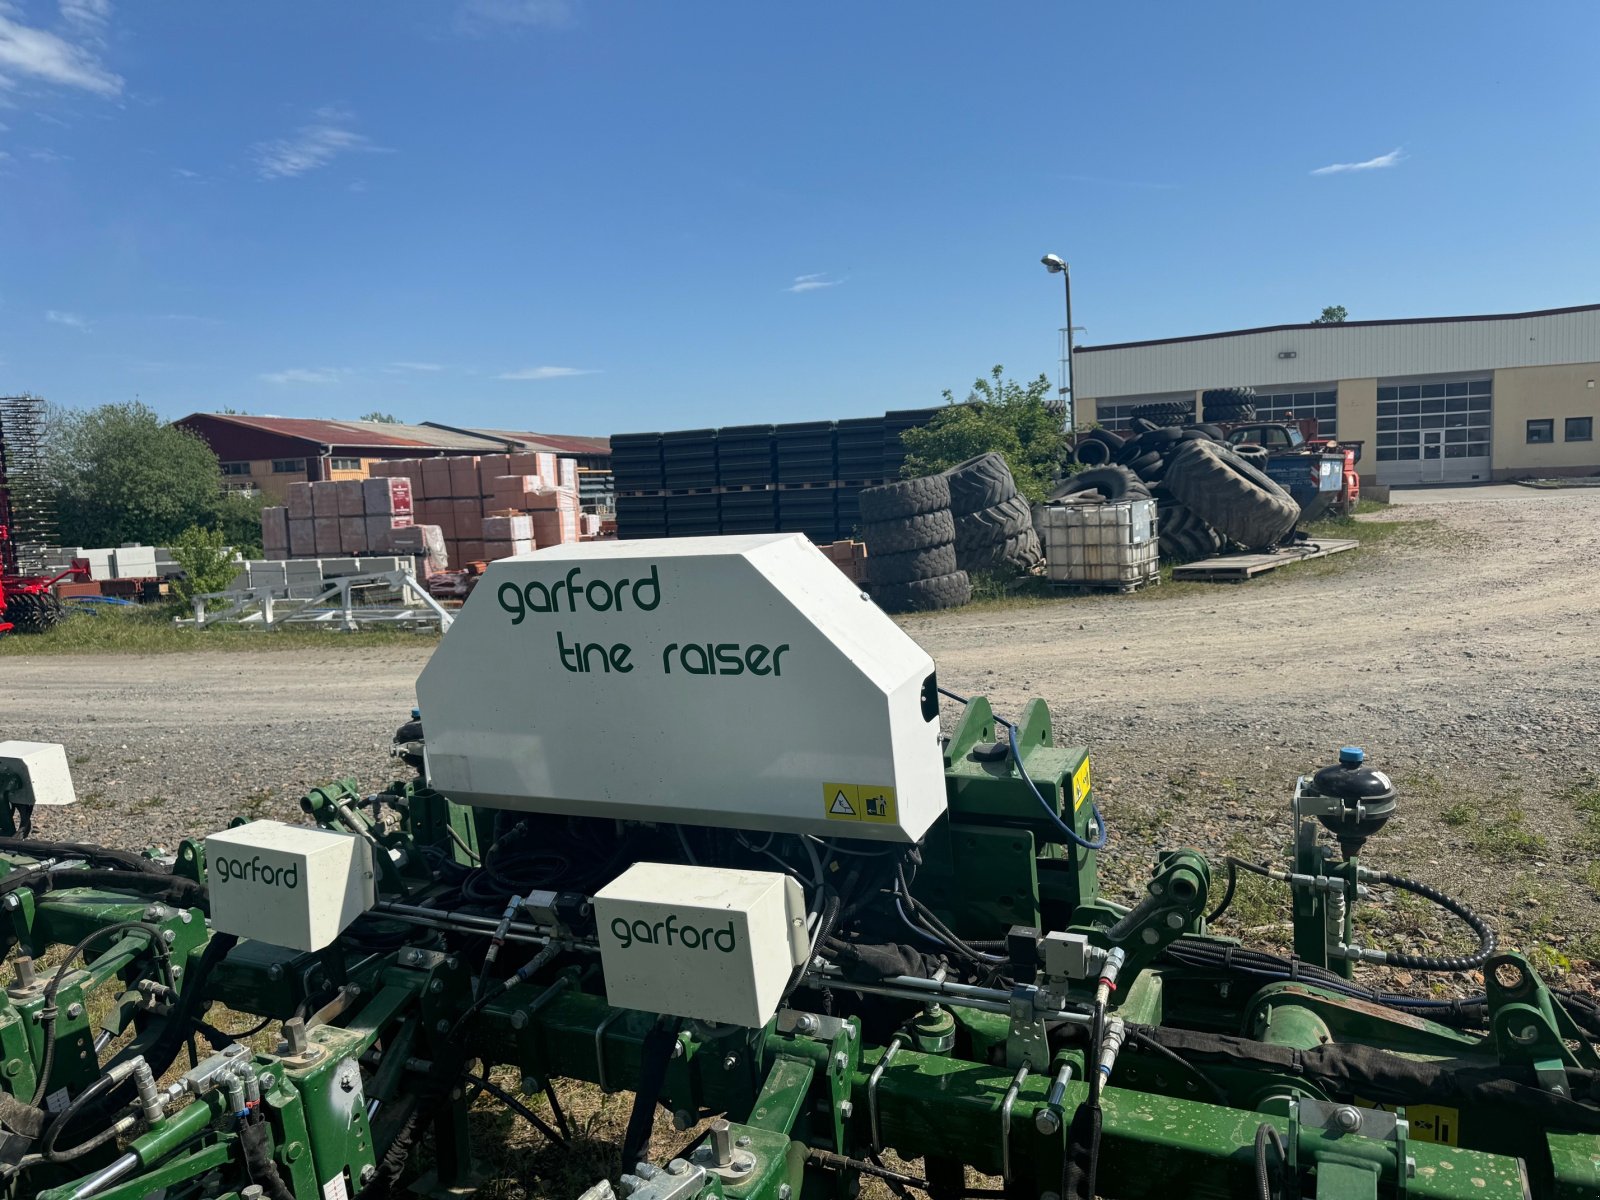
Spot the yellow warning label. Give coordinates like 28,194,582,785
823,784,897,824
1071,758,1092,812
1406,1104,1459,1147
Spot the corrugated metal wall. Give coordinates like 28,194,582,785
1077,307,1600,399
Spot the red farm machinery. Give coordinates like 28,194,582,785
0,394,81,634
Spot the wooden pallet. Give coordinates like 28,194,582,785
1172,538,1359,582
1049,574,1159,595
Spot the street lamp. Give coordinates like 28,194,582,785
1041,254,1075,430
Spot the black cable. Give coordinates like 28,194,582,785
463,1070,567,1148
1254,1122,1287,1200
445,826,481,864
1124,1025,1228,1105
619,1018,682,1165
1206,858,1238,924
1369,870,1497,972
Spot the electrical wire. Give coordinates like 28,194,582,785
461,1070,567,1148
1254,1122,1287,1200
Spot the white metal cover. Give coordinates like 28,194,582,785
416,534,946,842
0,742,76,806
595,862,807,1027
205,821,376,952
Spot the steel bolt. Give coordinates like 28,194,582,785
722,1053,739,1071
779,1187,792,1200
12,957,36,988
1332,1105,1362,1133
1035,1107,1062,1136
635,1164,659,1180
735,1135,751,1149
672,1109,694,1130
3,894,20,910
435,1020,450,1034
162,929,176,944
832,1051,848,1072
445,957,459,971
838,1101,854,1119
710,1118,733,1167
267,964,284,982
842,1024,855,1041
429,980,444,994
406,949,424,965
65,1002,84,1020
1166,913,1184,929
358,1166,377,1186
795,1013,819,1034
510,1010,528,1030
241,1186,265,1200
341,1075,355,1092
666,1159,690,1176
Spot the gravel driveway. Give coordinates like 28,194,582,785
6,486,1599,973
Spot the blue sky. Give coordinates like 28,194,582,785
3,2,1596,435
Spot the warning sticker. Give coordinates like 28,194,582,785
1406,1103,1459,1147
823,783,897,824
1071,758,1092,812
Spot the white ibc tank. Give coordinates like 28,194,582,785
415,534,947,842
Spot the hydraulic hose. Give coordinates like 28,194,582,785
0,837,164,873
238,1120,297,1200
1367,870,1496,972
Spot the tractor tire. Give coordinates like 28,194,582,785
1081,428,1125,449
1201,388,1258,424
870,571,973,614
1072,439,1112,467
858,474,951,523
1233,444,1270,469
860,510,956,556
1162,439,1300,550
1051,466,1148,503
1129,417,1160,434
956,527,1043,574
953,494,1032,549
1191,423,1226,441
866,542,959,586
1120,450,1164,475
943,453,1017,515
1157,503,1223,563
1130,402,1193,426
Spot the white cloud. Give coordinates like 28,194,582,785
457,0,575,31
29,147,69,162
260,367,347,385
172,166,199,179
253,108,386,180
786,272,841,293
45,308,89,330
388,361,443,373
0,10,121,96
1311,147,1405,176
495,365,597,381
58,0,112,34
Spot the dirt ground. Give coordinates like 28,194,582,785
4,485,1599,1193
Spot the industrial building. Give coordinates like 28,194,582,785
174,414,610,502
1075,303,1600,485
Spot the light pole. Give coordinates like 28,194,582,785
1041,254,1075,430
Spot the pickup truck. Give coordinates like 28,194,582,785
1225,422,1363,520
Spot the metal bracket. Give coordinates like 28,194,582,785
1294,1099,1414,1196
775,1008,851,1042
595,1008,626,1094
604,1159,707,1200
1006,985,1050,1069
999,1062,1031,1182
868,1033,906,1152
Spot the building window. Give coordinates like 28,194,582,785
1375,377,1492,462
1526,419,1554,445
220,461,252,476
272,458,307,473
1249,386,1338,436
1565,417,1593,442
329,457,362,471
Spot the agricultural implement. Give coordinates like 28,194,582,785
0,393,81,634
2,534,1596,1200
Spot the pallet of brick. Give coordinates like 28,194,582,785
422,457,452,499
311,481,340,517
393,524,448,573
482,513,533,543
261,506,289,555
580,513,603,538
456,539,487,564
526,486,579,513
559,457,578,491
489,474,539,512
366,512,414,553
336,479,365,516
448,456,480,498
339,516,366,553
531,509,579,546
313,517,342,555
286,482,314,521
477,454,511,495
362,476,413,515
484,537,535,560
288,519,315,558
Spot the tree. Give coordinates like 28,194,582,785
900,366,1066,502
1313,305,1348,324
48,402,226,547
359,410,400,424
215,490,267,558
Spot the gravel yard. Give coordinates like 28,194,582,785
6,485,1600,976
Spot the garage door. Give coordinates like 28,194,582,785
1374,377,1492,485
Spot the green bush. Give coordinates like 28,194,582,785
167,526,240,606
900,366,1066,502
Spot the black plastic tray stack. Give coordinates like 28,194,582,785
716,424,776,534
610,432,666,540
611,408,945,542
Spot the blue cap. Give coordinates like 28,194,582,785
1339,746,1365,766
411,707,421,720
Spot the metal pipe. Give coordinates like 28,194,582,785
71,1152,139,1199
811,968,1092,1026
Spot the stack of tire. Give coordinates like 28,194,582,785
858,475,972,613
1058,399,1298,560
943,453,1042,576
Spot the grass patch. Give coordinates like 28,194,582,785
1468,807,1546,858
1440,802,1474,827
0,605,439,656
